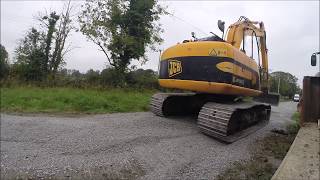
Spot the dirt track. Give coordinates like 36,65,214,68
0,102,297,179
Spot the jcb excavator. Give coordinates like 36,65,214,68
150,16,279,143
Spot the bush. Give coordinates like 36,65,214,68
287,112,300,134
126,68,158,89
2,65,160,90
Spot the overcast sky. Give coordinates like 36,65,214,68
1,1,319,86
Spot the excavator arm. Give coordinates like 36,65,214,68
226,16,269,93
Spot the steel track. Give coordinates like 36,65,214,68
150,93,271,143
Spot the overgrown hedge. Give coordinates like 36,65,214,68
1,67,160,90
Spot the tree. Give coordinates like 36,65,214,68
14,1,73,82
0,44,9,80
269,71,300,98
127,68,157,88
42,12,60,76
100,67,119,86
14,28,46,81
38,1,73,80
79,0,166,85
85,69,100,85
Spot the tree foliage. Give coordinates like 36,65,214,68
49,2,73,78
0,44,10,80
269,71,300,98
45,67,158,89
13,28,46,81
42,12,60,76
13,1,73,82
127,68,158,88
79,0,166,85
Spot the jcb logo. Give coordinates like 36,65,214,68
168,60,182,77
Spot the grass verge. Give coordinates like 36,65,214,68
287,111,300,134
1,86,156,114
216,112,300,180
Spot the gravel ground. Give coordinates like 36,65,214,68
1,102,297,180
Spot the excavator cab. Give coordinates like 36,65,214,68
196,35,225,42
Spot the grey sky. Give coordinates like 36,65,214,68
1,1,319,86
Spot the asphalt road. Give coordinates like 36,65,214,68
1,102,297,179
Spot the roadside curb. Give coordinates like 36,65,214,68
271,123,320,180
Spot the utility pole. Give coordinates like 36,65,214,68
277,76,280,94
157,49,162,76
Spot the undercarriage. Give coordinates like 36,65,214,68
150,93,271,143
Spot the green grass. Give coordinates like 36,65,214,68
287,112,300,135
291,111,300,123
217,112,300,180
1,86,156,114
217,133,297,180
216,159,276,180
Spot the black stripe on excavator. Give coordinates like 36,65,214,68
159,56,259,90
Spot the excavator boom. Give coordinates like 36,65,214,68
226,16,269,93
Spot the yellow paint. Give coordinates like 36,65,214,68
232,47,258,74
159,79,262,97
216,62,252,81
208,48,228,57
235,65,252,80
216,62,233,73
252,74,257,85
161,41,259,72
161,41,232,60
225,18,269,91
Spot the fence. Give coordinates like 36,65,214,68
300,76,320,125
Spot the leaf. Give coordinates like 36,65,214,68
78,0,166,81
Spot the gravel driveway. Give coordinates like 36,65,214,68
1,102,297,179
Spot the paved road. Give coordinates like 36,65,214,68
1,102,297,179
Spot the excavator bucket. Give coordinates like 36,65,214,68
253,93,280,106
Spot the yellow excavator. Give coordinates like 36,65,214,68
150,16,279,143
